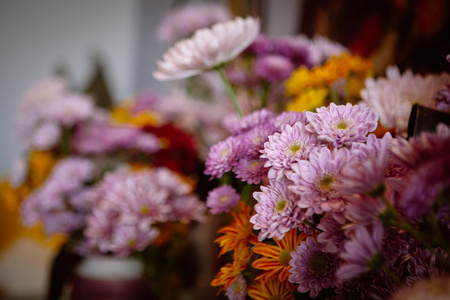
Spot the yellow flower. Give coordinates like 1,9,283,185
286,87,328,112
28,150,57,187
111,105,162,127
252,229,308,282
215,202,258,257
285,67,312,96
247,278,295,300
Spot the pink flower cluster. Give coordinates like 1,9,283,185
83,167,206,257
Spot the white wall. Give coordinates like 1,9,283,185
0,0,140,173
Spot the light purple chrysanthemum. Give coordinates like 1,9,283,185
206,184,241,214
335,146,389,197
390,123,450,168
84,209,119,251
225,274,247,300
344,194,389,232
306,103,378,147
243,123,277,157
317,212,346,253
289,237,340,298
360,66,450,137
205,136,248,179
288,147,356,215
41,211,86,235
309,34,349,65
30,121,62,150
250,178,305,241
230,108,274,134
71,123,161,155
255,54,294,82
234,157,268,185
45,93,95,127
337,221,385,281
272,36,312,68
397,155,450,223
273,111,306,131
169,195,206,223
102,171,172,229
156,2,233,44
106,224,160,257
262,122,320,181
350,132,392,161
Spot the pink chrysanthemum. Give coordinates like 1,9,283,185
287,147,356,215
316,212,346,253
360,66,450,136
107,224,160,257
205,136,248,179
306,103,378,147
243,123,277,157
230,108,274,134
262,122,320,180
168,195,206,224
156,2,233,44
234,157,268,185
225,274,247,300
273,111,306,131
289,237,340,298
250,178,305,241
154,16,260,81
206,184,240,215
255,54,294,82
336,222,385,281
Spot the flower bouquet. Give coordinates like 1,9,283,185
154,14,450,299
13,76,206,299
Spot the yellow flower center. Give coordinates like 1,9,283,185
275,198,287,213
321,175,334,190
290,144,301,154
219,195,229,203
278,249,292,266
220,148,229,157
141,206,150,214
128,240,136,247
234,283,242,293
336,120,348,130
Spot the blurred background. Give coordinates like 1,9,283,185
0,0,448,299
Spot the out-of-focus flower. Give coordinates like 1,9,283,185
211,260,247,292
336,222,384,281
289,237,340,298
154,16,260,81
360,66,450,136
286,87,328,112
206,184,240,215
255,54,294,82
156,2,233,44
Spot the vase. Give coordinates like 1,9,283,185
70,256,153,300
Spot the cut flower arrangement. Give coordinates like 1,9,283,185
154,15,450,299
10,76,206,298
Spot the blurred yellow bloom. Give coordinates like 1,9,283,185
286,87,328,112
29,150,57,187
111,105,162,127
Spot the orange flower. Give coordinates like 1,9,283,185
252,229,309,282
215,202,258,257
211,260,246,292
247,278,295,300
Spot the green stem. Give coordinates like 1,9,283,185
302,220,323,232
217,67,242,118
261,82,270,108
329,88,340,105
